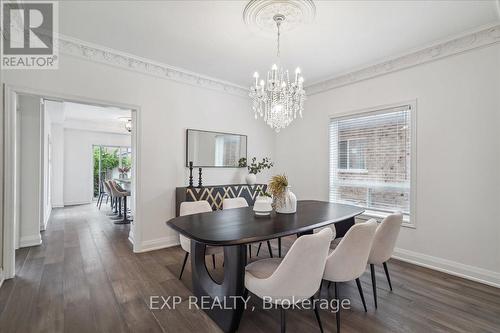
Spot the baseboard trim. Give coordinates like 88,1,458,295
19,234,42,248
63,201,92,206
393,248,500,289
135,235,180,253
0,269,4,288
52,204,64,208
41,206,52,231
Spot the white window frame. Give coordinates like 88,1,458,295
329,100,417,228
337,138,368,173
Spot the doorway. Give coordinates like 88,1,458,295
2,85,141,280
93,145,132,199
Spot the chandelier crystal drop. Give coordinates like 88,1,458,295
249,14,306,133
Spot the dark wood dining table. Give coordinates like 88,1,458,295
166,200,364,333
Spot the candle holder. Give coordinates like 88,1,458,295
198,168,203,188
188,161,194,187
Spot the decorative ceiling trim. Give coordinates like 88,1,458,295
306,24,500,95
58,35,248,97
243,0,316,36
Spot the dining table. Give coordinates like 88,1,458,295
166,200,364,333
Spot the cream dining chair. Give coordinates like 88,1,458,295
178,201,224,279
368,212,403,308
222,197,274,258
323,219,377,333
245,228,333,333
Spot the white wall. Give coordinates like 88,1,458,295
0,52,277,252
63,129,131,206
276,44,500,286
42,104,52,230
17,95,43,248
50,123,65,208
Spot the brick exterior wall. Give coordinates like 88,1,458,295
332,113,411,213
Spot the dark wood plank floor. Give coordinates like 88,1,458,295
1,204,499,332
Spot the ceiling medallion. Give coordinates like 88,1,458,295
243,0,316,35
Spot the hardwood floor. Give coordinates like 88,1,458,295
1,204,499,332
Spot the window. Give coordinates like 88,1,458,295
214,135,240,167
338,138,366,171
329,104,413,215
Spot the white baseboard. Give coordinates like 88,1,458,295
128,229,134,246
19,234,42,248
0,269,4,289
41,205,52,231
393,247,500,289
52,203,64,208
134,235,180,253
63,200,92,206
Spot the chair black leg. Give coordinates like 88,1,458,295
106,196,109,204
383,262,393,291
212,254,216,269
179,252,189,280
334,282,340,332
256,242,262,256
266,241,273,258
355,278,367,312
248,244,252,258
311,297,324,333
96,193,102,206
280,307,286,333
98,195,103,210
278,237,282,258
370,264,378,309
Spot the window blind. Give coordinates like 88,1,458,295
329,105,412,214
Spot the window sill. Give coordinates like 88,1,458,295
356,209,415,229
337,169,368,174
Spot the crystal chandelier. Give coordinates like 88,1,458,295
249,14,306,133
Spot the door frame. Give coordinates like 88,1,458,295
2,84,142,279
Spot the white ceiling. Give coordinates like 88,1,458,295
45,100,131,134
62,102,131,122
59,1,500,87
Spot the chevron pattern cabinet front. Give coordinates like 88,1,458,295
175,184,267,216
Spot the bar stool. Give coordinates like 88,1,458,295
104,180,118,216
108,180,132,224
98,179,110,210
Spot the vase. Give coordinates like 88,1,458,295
245,173,257,185
275,186,297,214
253,196,273,216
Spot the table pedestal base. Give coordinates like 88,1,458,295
191,242,247,333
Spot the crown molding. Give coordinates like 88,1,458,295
57,23,500,98
306,23,500,95
58,35,248,97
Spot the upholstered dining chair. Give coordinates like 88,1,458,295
323,219,378,333
315,224,337,240
245,228,333,333
368,212,403,308
222,197,274,259
178,201,224,280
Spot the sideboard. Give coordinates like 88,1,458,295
175,184,268,216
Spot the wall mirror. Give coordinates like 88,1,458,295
186,129,247,167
